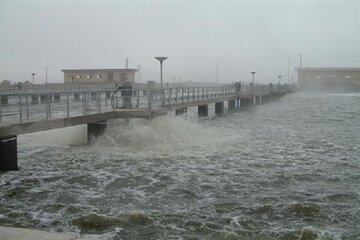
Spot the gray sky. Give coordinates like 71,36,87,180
1,0,360,84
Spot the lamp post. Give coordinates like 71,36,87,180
250,71,256,95
31,73,36,84
215,59,219,86
155,57,167,103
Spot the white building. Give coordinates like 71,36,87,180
62,68,137,84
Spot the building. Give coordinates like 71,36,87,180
61,68,137,84
296,67,360,92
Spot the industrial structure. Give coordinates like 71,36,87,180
296,67,360,92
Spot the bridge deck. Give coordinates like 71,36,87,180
0,84,292,137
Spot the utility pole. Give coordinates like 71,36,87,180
125,57,129,69
215,59,219,86
137,65,141,82
45,67,48,84
287,58,290,84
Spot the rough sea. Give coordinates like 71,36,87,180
1,91,359,240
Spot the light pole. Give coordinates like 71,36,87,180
31,73,36,84
250,71,256,95
155,57,167,98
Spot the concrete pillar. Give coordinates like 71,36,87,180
0,96,8,106
228,100,236,111
53,93,61,102
87,121,107,143
31,95,39,104
74,93,80,101
40,94,46,103
0,135,18,171
175,107,187,116
255,96,261,105
198,105,208,117
215,102,224,116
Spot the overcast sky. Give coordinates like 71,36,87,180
1,0,359,84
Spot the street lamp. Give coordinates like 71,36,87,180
31,73,36,84
155,57,167,90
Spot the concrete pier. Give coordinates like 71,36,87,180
0,135,18,171
31,95,39,104
1,95,8,106
228,100,236,111
215,102,224,116
74,93,80,101
54,93,61,102
40,94,46,103
87,121,107,143
175,107,187,116
91,92,97,100
198,105,208,117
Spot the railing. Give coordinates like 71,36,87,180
0,83,290,124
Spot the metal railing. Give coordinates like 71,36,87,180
0,83,290,124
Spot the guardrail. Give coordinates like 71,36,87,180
0,83,290,124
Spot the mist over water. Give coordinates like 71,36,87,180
1,92,359,239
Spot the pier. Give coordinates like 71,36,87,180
0,82,293,171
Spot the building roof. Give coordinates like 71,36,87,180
296,67,360,72
61,68,137,72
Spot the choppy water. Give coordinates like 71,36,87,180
1,92,359,240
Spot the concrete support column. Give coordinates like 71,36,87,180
175,107,187,116
91,92,97,100
255,96,261,105
198,105,208,117
74,93,80,101
239,98,246,110
1,96,8,106
87,121,107,143
40,94,46,104
0,135,18,171
31,95,39,104
215,102,224,116
54,93,61,102
228,100,236,111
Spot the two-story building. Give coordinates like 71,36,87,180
296,67,360,92
61,68,137,84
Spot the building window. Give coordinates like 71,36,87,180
96,74,102,79
315,75,323,79
86,75,91,78
76,75,82,79
344,75,351,79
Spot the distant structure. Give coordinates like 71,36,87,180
296,67,360,92
61,68,137,84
